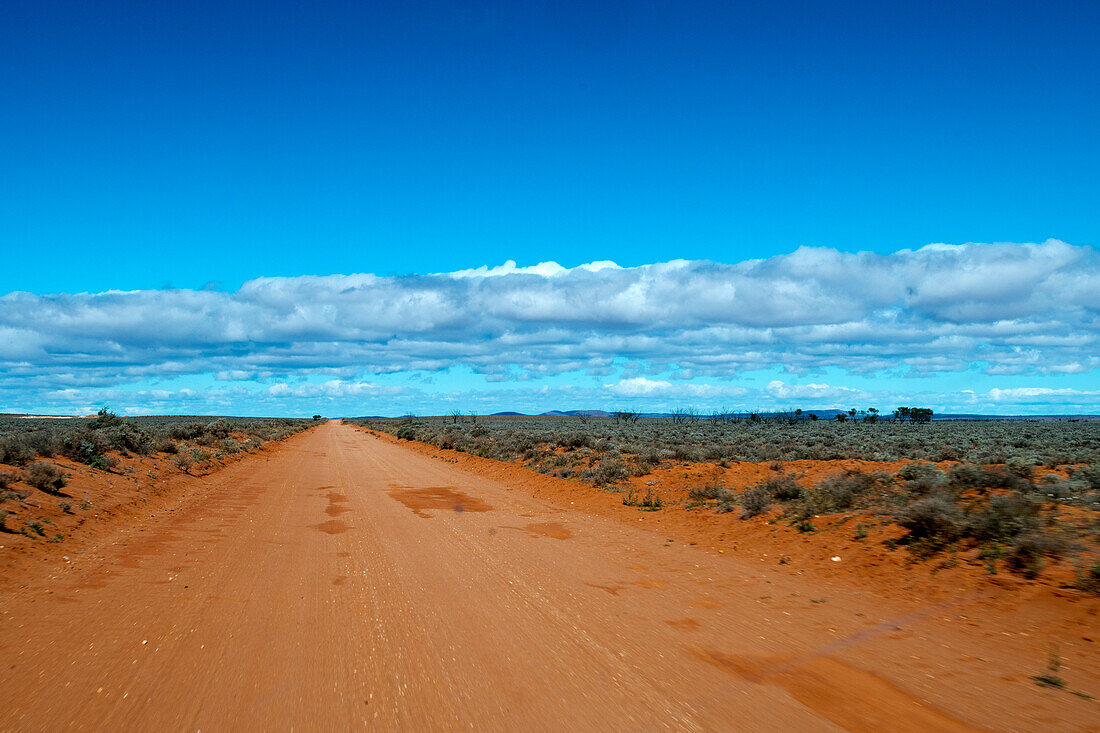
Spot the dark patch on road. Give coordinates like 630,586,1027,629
387,487,492,518
312,520,350,534
502,522,573,540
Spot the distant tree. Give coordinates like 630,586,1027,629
88,407,123,430
809,413,819,421
893,406,932,423
911,407,934,423
834,412,848,422
312,414,323,420
450,410,463,424
864,407,879,423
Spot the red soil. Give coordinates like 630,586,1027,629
0,422,1095,730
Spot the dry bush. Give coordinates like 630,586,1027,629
738,485,772,519
24,462,66,492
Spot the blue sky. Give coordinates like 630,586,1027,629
1,1,1098,415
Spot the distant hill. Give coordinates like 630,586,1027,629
540,410,612,417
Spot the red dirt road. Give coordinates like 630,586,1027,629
0,422,1094,731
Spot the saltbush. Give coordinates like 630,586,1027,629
24,462,66,492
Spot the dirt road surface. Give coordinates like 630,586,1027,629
0,422,1094,731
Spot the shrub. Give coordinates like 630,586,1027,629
24,462,66,492
100,424,153,455
947,463,995,491
966,494,1041,544
815,470,878,510
87,407,124,430
1072,563,1100,594
896,463,945,495
558,433,592,449
623,489,662,510
168,422,206,440
0,471,18,490
592,459,628,486
794,518,816,532
1005,456,1036,479
1005,532,1067,579
739,485,772,519
90,452,119,471
689,484,733,502
671,445,704,462
896,497,963,551
1069,465,1100,492
172,454,194,473
0,435,37,466
205,418,232,439
59,431,115,468
23,519,47,536
395,427,416,441
763,474,802,501
58,500,73,514
1035,475,1082,502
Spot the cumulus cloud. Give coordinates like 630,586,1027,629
607,377,748,399
984,387,1100,403
1,240,1098,413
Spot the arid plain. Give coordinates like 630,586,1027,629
0,420,1096,731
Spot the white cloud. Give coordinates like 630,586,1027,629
765,380,865,401
985,387,1100,403
1,240,1098,413
608,377,674,396
447,259,621,278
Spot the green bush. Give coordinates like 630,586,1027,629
87,407,124,430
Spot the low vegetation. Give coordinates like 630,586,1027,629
356,414,1099,468
356,414,1099,587
0,410,322,544
0,410,320,470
